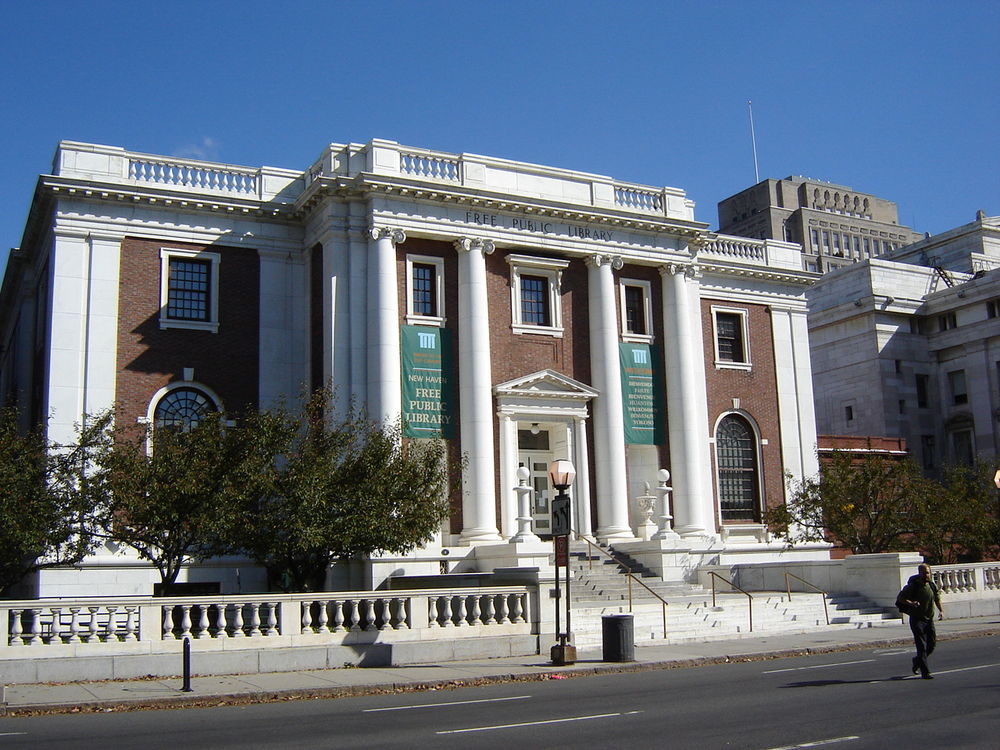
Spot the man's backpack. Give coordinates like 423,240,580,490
895,586,916,616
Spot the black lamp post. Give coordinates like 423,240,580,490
548,458,576,666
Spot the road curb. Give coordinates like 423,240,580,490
5,627,998,717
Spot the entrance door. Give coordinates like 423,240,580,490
519,452,552,536
517,424,553,536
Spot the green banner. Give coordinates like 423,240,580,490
620,342,665,445
401,326,455,439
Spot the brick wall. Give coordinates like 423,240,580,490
702,298,785,524
116,237,260,423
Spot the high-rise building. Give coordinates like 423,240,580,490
717,177,923,273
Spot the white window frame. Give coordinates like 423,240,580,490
405,254,445,326
619,278,653,343
507,254,569,337
711,305,751,370
159,248,221,333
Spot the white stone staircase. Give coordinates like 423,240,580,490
564,543,903,648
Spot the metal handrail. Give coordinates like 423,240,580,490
573,534,669,638
707,571,754,632
784,572,830,625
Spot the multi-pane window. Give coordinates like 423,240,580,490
160,248,220,332
167,258,211,321
507,254,568,335
154,387,216,431
620,281,652,339
716,415,760,522
520,275,550,326
412,263,436,317
714,309,748,365
948,370,968,405
406,255,445,324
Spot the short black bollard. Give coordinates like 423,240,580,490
181,637,193,692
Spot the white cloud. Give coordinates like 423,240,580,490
173,137,220,161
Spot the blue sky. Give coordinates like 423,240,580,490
1,1,997,274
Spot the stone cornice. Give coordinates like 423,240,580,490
39,175,295,221
300,172,709,240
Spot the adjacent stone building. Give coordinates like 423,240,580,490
806,212,1000,470
0,139,827,597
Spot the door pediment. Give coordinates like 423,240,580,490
495,370,597,417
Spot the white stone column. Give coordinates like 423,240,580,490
660,263,713,536
573,416,594,539
586,254,633,539
498,414,517,539
367,226,405,427
455,237,501,543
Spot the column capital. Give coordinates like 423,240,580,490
660,262,701,280
454,237,495,256
369,226,406,245
585,253,623,270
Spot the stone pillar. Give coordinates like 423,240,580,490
498,414,518,539
660,263,713,537
455,237,501,543
573,416,594,539
367,227,405,427
586,254,633,539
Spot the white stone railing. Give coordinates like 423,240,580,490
128,155,259,196
0,586,534,653
932,563,1000,595
614,183,664,213
399,148,461,183
702,236,768,263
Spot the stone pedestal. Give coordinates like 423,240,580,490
612,538,695,582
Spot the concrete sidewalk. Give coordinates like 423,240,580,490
3,616,998,716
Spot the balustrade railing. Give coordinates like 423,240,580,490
399,150,461,182
128,156,260,196
932,563,1000,594
702,237,767,262
614,184,663,213
2,587,533,652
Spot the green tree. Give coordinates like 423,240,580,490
227,389,452,592
916,461,1000,564
94,411,282,590
0,408,105,596
765,452,937,554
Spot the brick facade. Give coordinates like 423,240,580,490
116,237,260,423
702,297,785,523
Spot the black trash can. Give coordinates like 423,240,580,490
602,614,634,662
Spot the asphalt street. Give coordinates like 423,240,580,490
2,634,997,749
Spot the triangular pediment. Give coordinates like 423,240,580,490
494,369,597,401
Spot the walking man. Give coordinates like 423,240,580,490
897,563,944,679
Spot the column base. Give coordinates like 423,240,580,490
458,528,504,545
596,526,636,542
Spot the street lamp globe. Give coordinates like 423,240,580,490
548,459,576,490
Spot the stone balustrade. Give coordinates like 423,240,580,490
0,586,534,655
932,563,1000,595
703,236,768,262
127,155,260,196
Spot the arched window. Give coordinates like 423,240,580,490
716,414,761,522
153,387,217,431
